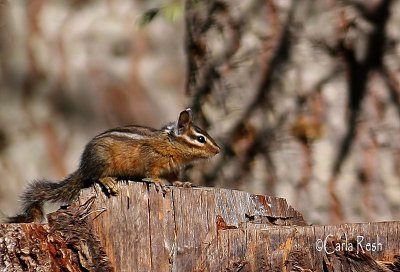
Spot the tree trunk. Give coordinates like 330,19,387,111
1,182,400,271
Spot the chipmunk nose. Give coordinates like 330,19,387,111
214,144,221,154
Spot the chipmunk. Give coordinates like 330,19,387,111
7,109,220,223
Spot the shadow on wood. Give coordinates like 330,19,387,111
1,182,400,271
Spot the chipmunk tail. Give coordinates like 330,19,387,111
6,171,84,223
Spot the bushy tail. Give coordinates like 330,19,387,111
6,171,84,223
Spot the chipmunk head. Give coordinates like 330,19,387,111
165,108,220,159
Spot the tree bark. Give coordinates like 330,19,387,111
0,197,112,272
1,182,400,271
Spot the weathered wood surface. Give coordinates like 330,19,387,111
1,182,400,271
81,182,400,271
81,182,307,271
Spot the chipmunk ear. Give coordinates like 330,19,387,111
177,108,193,134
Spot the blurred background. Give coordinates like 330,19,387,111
0,0,399,225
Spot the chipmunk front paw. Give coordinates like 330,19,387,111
173,181,193,188
98,177,119,195
142,178,170,194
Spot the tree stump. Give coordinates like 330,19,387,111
1,182,400,271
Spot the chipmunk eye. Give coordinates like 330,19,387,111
196,135,206,143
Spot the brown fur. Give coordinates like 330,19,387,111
7,109,220,223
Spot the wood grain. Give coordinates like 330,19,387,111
79,182,400,271
2,182,400,271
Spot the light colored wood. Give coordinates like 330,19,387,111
84,183,152,270
79,182,400,271
2,182,400,271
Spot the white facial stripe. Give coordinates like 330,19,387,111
183,135,203,147
193,130,219,149
194,132,205,138
194,132,207,143
183,135,199,146
97,131,146,140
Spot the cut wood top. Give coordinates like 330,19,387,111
1,182,400,271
